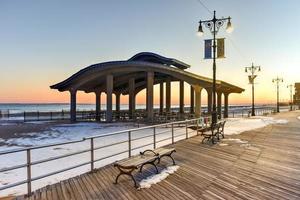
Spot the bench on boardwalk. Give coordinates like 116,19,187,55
114,148,176,188
201,121,226,144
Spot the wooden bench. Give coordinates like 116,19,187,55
140,148,176,166
114,148,176,188
201,121,226,144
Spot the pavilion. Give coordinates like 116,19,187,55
50,52,244,122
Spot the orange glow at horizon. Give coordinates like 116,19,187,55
0,82,278,106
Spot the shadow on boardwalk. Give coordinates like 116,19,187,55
20,112,300,200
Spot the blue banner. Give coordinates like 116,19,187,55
204,39,212,59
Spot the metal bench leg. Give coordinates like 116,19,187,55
140,160,159,174
114,166,137,187
159,151,176,165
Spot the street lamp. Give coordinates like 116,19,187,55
272,77,283,113
287,84,293,111
245,63,261,116
197,10,233,124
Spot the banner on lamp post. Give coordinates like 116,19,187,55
217,38,225,58
248,75,257,84
204,39,212,59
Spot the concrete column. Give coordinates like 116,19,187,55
116,93,120,112
106,74,113,122
224,93,229,118
129,78,135,119
194,85,202,117
166,78,171,113
206,88,212,113
179,80,184,114
147,71,154,121
70,90,77,123
190,86,194,114
159,82,164,114
95,92,101,121
217,92,222,119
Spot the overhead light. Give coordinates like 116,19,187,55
226,17,234,33
197,22,204,36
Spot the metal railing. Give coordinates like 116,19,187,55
0,117,207,197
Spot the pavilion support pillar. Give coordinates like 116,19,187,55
194,85,202,118
190,86,194,114
166,77,171,113
95,92,101,121
129,78,135,119
224,93,229,118
116,93,120,119
147,71,154,121
206,88,212,114
70,89,77,123
106,74,113,122
217,92,222,119
159,82,164,114
179,80,184,114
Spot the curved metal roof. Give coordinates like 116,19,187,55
50,52,244,94
128,52,190,70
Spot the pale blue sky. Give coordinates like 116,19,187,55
0,0,299,103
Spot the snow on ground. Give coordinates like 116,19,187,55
0,115,289,197
0,122,189,197
224,116,288,135
139,165,179,189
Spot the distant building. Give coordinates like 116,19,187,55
293,83,300,106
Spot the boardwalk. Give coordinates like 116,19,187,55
21,111,300,200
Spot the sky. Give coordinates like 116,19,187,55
0,0,300,105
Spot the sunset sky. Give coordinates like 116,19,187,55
0,0,300,105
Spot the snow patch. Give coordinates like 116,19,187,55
139,165,179,189
224,116,288,135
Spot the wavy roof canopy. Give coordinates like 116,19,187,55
50,52,244,94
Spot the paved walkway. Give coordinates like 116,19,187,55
20,111,300,200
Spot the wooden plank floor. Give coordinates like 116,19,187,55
20,111,300,200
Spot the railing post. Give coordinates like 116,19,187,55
37,111,39,121
128,131,131,157
26,149,32,196
153,127,156,149
171,123,174,144
50,112,53,120
24,111,26,122
185,121,188,139
196,119,199,136
90,138,94,171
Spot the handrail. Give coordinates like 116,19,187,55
0,117,204,197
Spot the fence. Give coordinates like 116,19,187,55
0,117,207,197
226,106,276,118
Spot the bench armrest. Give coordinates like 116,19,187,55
140,149,159,156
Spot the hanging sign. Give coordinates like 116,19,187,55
204,39,212,59
217,38,225,58
248,75,257,84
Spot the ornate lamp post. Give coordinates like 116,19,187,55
245,63,261,116
287,84,293,111
272,77,283,113
197,10,233,124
